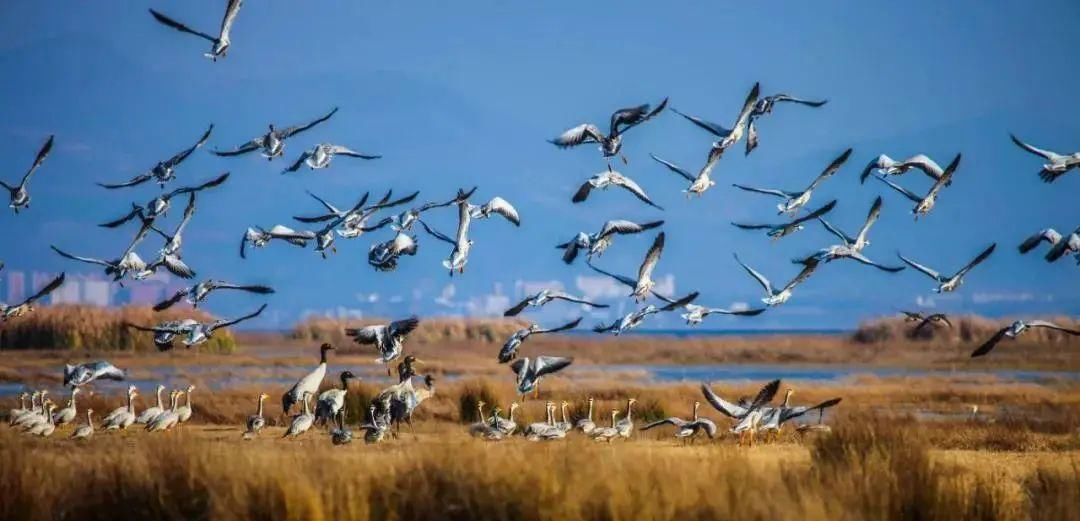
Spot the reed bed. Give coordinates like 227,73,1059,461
851,315,1080,345
290,316,530,346
1,419,1076,521
0,305,235,353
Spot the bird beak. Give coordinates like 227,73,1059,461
413,359,425,365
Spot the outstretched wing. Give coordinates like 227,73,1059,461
167,172,229,198
503,297,532,317
1027,321,1080,335
637,232,665,282
345,325,381,345
731,222,774,231
571,180,594,203
1009,133,1061,161
706,306,766,317
770,94,828,107
533,356,574,377
781,260,819,292
731,82,762,133
211,304,267,331
970,327,1009,358
897,253,944,282
780,397,842,423
805,148,852,192
418,220,455,245
733,253,773,294
648,153,695,181
609,97,667,136
328,145,381,160
848,252,906,273
481,197,520,226
613,175,663,210
854,196,883,246
817,218,855,245
700,383,751,418
50,246,111,268
874,175,923,203
642,417,688,430
550,292,609,309
218,0,244,41
747,379,782,412
658,291,699,312
165,124,214,168
211,282,275,295
598,219,664,239
212,138,263,157
388,317,420,338
149,9,217,43
549,123,604,148
282,150,312,173
153,289,188,312
21,273,65,305
670,108,729,138
585,260,637,289
954,243,996,278
1018,228,1060,254
790,200,837,226
279,107,339,138
20,135,54,187
535,317,583,335
731,183,796,199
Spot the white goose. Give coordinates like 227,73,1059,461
1,272,65,321
146,390,182,432
135,385,167,424
51,388,81,426
897,243,996,293
71,409,94,440
242,393,268,440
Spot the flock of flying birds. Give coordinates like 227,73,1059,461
2,2,1078,443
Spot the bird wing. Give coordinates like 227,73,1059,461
98,205,144,228
642,417,687,430
89,362,126,381
706,307,766,317
571,180,594,203
1018,228,1061,253
925,154,961,198
781,260,819,292
859,154,894,183
848,252,906,273
211,304,266,332
211,282,275,295
418,220,455,245
125,321,185,334
345,325,381,345
165,124,214,168
817,218,855,245
51,246,112,268
267,225,316,240
805,148,852,192
896,253,944,282
549,123,604,148
533,356,573,377
970,327,1009,358
535,317,583,335
550,292,609,309
748,379,782,412
733,253,773,294
731,183,796,199
148,9,217,43
658,291,699,312
874,175,923,203
953,243,996,278
648,153,696,182
780,398,842,423
152,289,188,312
282,150,311,173
1009,133,1062,161
503,297,532,317
731,222,774,231
454,201,472,245
18,135,54,188
585,260,637,289
789,200,837,226
388,317,420,338
637,232,665,282
609,97,667,136
770,94,828,107
482,197,520,226
158,255,196,279
599,219,664,239
20,273,65,306
670,108,730,138
212,137,263,157
613,175,663,210
1026,321,1080,335
854,196,883,246
218,0,243,40
279,107,339,138
167,172,229,198
97,172,154,189
896,154,944,178
700,383,751,418
328,145,380,160
171,193,197,237
731,82,762,132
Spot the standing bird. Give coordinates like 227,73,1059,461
213,107,338,160
510,356,573,396
732,149,852,216
98,124,213,188
1019,227,1080,264
572,166,663,210
146,391,182,432
1,135,53,213
315,371,357,425
796,197,905,272
875,154,961,218
27,403,58,437
282,343,334,415
345,316,420,367
1009,133,1080,183
575,397,597,434
283,144,381,174
71,409,94,440
897,243,996,293
732,199,837,240
745,93,828,155
556,219,664,264
51,388,82,426
153,279,274,311
103,387,140,431
504,289,607,317
671,83,759,157
971,320,1080,358
591,410,622,442
176,385,196,428
614,398,637,439
498,317,583,363
1,272,64,321
135,384,167,424
549,97,668,163
63,360,126,388
859,153,947,185
586,231,666,302
242,393,269,440
642,401,718,442
149,0,244,61
735,253,819,307
283,392,315,439
101,386,135,425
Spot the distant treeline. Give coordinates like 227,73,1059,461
0,305,235,353
852,315,1079,344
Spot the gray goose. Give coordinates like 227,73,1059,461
153,279,274,311
549,97,668,163
149,0,244,61
1,273,64,321
98,125,212,188
795,196,906,272
572,166,663,210
498,317,583,363
731,199,837,240
670,82,759,160
99,172,229,228
213,107,338,160
1009,133,1080,183
745,93,828,155
971,320,1080,357
1018,227,1080,264
897,243,996,293
556,219,664,264
859,153,947,184
503,289,608,317
1,135,53,214
874,154,961,219
283,144,381,174
732,148,851,215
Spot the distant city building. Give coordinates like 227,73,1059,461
6,270,26,304
50,280,81,304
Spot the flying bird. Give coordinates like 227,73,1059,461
98,125,213,188
732,148,851,215
1,135,53,214
585,231,666,301
126,304,266,350
1009,133,1080,183
572,166,663,210
875,154,961,218
213,107,338,160
745,93,828,155
148,0,244,61
859,153,948,185
971,320,1080,358
734,253,819,306
504,289,608,317
345,316,421,366
641,401,718,441
153,279,274,311
670,82,759,156
52,219,156,283
910,313,952,333
796,197,905,272
99,172,229,227
1018,227,1080,263
593,294,699,335
732,199,837,240
240,225,316,258
650,294,765,326
368,232,419,272
556,219,664,264
1,273,65,321
549,97,668,163
139,193,198,279
498,318,582,363
63,361,126,388
282,144,381,174
510,356,573,396
419,193,473,275
648,153,721,197
897,243,996,293
468,196,520,226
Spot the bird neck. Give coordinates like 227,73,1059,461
256,397,265,417
302,396,311,415
127,392,136,412
587,400,593,420
625,400,634,420
156,388,164,409
319,347,330,364
477,405,486,424
185,390,193,408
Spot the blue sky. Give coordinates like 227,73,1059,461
0,1,1077,329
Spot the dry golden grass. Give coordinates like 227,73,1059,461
1,418,1076,521
0,305,235,353
291,316,530,346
